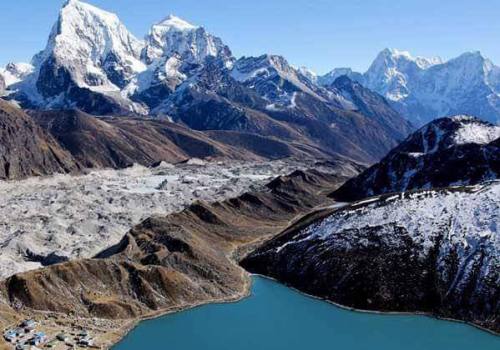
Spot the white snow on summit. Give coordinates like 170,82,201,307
322,49,500,125
451,116,500,145
11,0,147,112
48,0,146,89
142,14,231,66
297,66,318,83
158,14,197,31
383,48,443,69
231,54,326,105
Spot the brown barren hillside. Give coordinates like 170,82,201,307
0,100,79,180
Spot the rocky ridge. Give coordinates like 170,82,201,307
0,99,79,180
333,115,500,201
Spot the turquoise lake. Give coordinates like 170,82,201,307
114,276,500,350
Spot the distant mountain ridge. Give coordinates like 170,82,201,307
320,48,500,125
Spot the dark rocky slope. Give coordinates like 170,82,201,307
29,109,238,168
0,100,79,180
160,58,413,164
29,109,331,168
242,184,500,334
333,116,500,201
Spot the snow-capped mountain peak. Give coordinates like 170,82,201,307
297,66,318,83
362,49,443,101
10,0,147,114
142,14,232,66
231,54,325,106
48,0,146,88
376,48,443,69
322,49,500,125
156,14,198,31
333,115,500,201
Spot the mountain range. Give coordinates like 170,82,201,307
1,3,496,178
319,49,500,126
1,2,498,133
0,0,414,165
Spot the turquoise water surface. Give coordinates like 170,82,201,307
114,276,500,350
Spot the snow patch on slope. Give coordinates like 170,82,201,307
277,183,500,259
0,63,33,86
451,116,500,145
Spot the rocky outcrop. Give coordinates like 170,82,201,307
242,183,500,333
0,100,79,180
333,116,500,201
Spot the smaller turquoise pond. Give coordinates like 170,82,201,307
114,276,500,350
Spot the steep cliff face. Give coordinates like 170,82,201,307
242,183,500,333
0,100,79,180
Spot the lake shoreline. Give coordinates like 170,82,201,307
109,270,254,349
112,275,500,350
111,271,499,349
251,274,500,338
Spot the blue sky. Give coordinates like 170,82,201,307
1,0,499,74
